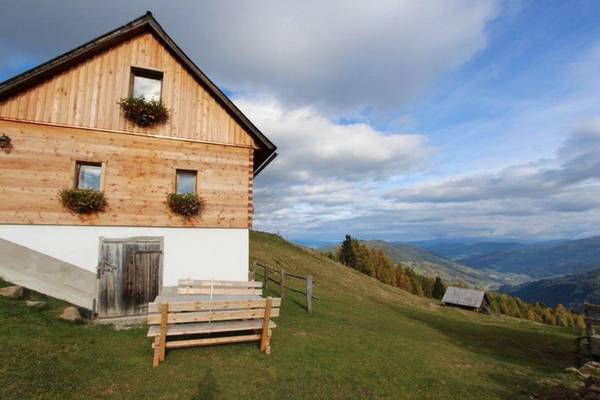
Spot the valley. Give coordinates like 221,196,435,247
315,235,600,309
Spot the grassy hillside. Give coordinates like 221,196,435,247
360,240,528,289
0,231,579,400
461,236,600,278
506,268,600,311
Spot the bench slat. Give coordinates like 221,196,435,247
156,334,262,349
147,307,280,325
147,319,277,337
179,279,263,288
148,298,281,313
177,288,263,295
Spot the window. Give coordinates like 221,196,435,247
131,68,163,101
176,170,197,194
76,162,102,190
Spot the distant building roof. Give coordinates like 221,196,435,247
442,287,486,309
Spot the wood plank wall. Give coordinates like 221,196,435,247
0,32,256,149
0,119,253,228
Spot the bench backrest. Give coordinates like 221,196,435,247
177,279,263,296
147,297,281,326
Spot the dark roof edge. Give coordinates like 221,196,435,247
0,12,151,98
0,11,277,175
254,151,278,177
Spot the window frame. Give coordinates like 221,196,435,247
74,161,105,191
175,169,198,195
129,66,164,102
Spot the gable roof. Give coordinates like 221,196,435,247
0,11,277,175
442,287,487,309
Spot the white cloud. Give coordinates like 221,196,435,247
387,118,600,204
251,114,600,241
0,0,499,111
235,97,432,232
238,98,431,184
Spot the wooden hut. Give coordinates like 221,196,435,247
442,287,490,312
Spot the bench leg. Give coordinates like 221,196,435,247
159,337,166,362
159,303,168,362
260,298,273,353
152,337,161,367
265,328,272,354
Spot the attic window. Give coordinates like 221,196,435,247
131,67,163,101
76,161,102,190
176,170,197,194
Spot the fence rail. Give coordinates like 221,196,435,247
249,261,315,313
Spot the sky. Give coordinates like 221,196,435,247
1,0,600,242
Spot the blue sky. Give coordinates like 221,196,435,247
2,1,600,241
383,1,600,178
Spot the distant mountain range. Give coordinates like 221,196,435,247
321,239,529,289
414,241,528,261
292,239,337,249
314,235,600,307
460,236,600,279
504,268,600,311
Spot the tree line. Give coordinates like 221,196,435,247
330,234,585,330
330,235,446,299
486,292,585,329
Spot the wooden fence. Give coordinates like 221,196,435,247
249,261,315,313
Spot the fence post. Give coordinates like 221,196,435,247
306,274,313,313
280,268,285,300
264,265,269,292
249,261,256,281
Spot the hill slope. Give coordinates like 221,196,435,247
360,240,528,289
0,231,577,400
506,268,600,311
461,236,600,278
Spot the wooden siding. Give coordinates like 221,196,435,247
0,119,252,228
247,150,254,227
0,32,256,149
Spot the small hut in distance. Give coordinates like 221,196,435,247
442,287,490,313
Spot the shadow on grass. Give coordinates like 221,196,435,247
397,303,574,369
191,369,219,400
379,299,577,398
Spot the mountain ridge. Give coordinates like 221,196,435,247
322,239,529,289
504,268,600,311
460,236,600,278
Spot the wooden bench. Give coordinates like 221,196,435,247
177,279,263,296
577,302,600,366
147,296,281,367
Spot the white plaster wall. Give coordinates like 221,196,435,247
0,225,249,286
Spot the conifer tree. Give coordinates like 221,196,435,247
432,277,446,300
338,234,357,269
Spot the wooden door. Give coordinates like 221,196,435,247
97,237,163,318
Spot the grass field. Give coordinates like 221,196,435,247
0,231,578,399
